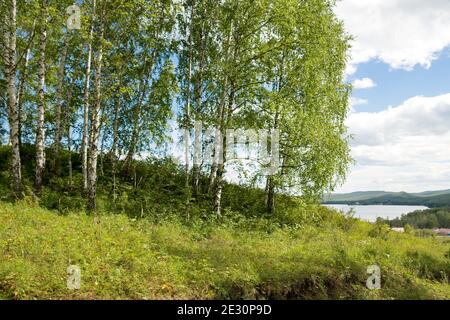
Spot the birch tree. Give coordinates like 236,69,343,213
35,0,47,194
1,0,22,197
258,0,352,212
86,1,105,212
53,38,69,153
81,0,96,192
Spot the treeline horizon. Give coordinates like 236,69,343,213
382,208,450,230
0,0,351,215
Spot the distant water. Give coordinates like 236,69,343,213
324,204,428,222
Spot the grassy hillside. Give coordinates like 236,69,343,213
0,144,279,218
323,190,450,207
0,146,448,300
0,201,449,300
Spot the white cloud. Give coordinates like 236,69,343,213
345,64,357,76
349,97,368,110
335,0,450,73
352,77,376,89
347,94,450,146
339,93,450,192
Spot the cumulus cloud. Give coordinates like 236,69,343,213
335,0,450,73
340,161,450,193
352,77,376,89
340,93,450,192
349,97,368,108
347,94,450,146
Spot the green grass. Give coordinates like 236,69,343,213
0,201,448,300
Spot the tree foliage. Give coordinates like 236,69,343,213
0,0,352,214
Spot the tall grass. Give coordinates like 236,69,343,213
0,201,448,300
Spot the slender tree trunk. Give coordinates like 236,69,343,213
207,161,217,195
192,120,201,197
4,0,22,198
16,46,30,148
111,97,120,205
124,80,146,169
16,20,34,147
265,176,275,214
208,29,232,198
54,39,69,153
86,21,104,213
81,0,96,192
212,26,234,215
124,50,156,170
265,111,278,214
214,162,224,215
99,129,105,177
67,125,73,187
111,97,120,162
184,7,193,193
66,84,73,188
35,7,47,195
264,53,284,213
213,85,232,215
123,7,166,170
192,23,206,198
210,73,230,214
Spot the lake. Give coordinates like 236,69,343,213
323,204,428,222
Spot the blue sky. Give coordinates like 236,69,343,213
333,0,450,193
348,49,450,113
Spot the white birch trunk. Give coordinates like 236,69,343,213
4,0,22,197
35,8,47,194
81,0,96,191
87,20,104,212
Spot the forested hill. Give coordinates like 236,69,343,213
322,190,450,207
382,208,450,229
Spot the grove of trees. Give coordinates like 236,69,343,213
0,0,351,215
385,208,450,229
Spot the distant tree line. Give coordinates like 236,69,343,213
383,208,450,229
323,193,450,208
